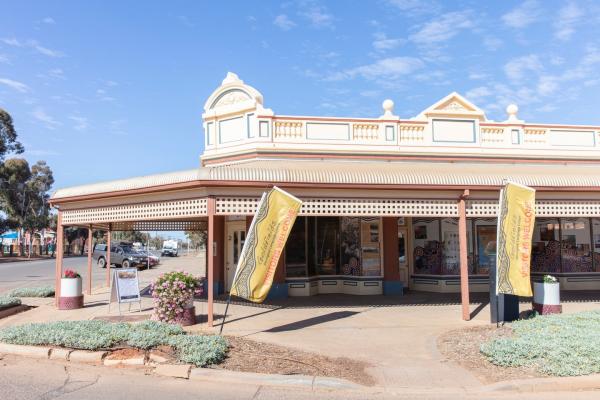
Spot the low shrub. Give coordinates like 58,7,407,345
481,311,600,376
8,286,55,298
168,334,228,367
0,320,227,366
125,320,184,349
0,297,21,309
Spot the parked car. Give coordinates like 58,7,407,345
92,243,157,270
136,249,161,266
161,239,178,257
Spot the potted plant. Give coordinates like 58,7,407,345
150,270,204,326
533,274,561,315
59,269,84,310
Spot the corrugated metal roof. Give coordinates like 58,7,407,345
51,169,200,199
202,159,600,187
51,159,600,200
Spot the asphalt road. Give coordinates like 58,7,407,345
1,355,599,400
0,256,108,295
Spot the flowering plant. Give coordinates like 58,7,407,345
63,269,81,279
151,270,204,323
543,275,558,284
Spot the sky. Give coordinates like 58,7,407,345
1,0,600,193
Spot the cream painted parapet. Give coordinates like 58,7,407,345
200,73,600,164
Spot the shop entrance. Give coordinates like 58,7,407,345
225,220,246,291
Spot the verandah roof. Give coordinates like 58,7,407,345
51,159,600,200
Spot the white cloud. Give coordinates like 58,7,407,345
409,11,474,45
31,108,61,129
386,0,440,15
468,72,488,80
502,0,542,28
504,55,543,81
298,4,334,28
1,38,22,46
327,56,424,81
273,14,296,30
537,76,559,96
0,77,30,93
1,37,63,57
372,33,405,51
26,149,60,156
554,2,583,41
465,86,492,103
0,54,8,64
483,36,503,51
68,116,89,131
42,17,55,24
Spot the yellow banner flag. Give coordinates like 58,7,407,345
230,187,302,303
496,182,535,296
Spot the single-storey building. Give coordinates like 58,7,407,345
50,72,600,324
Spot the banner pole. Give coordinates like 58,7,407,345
219,294,232,335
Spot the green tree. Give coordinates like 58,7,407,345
0,158,54,256
0,108,23,161
185,230,207,250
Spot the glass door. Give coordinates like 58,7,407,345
225,221,246,291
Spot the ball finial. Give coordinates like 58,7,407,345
506,103,518,117
382,99,394,113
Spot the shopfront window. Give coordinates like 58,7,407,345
316,217,340,275
340,217,361,276
285,217,307,277
561,218,592,273
360,217,382,276
473,220,496,275
285,216,383,278
592,219,600,272
531,218,561,273
412,219,441,274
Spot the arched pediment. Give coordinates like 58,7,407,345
203,72,270,116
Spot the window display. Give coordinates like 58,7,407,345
284,216,383,278
412,219,441,274
285,217,307,277
316,217,340,275
360,217,382,276
341,217,361,276
531,218,561,273
560,218,592,273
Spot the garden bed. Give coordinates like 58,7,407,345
439,311,600,382
0,297,31,319
0,319,374,384
218,335,375,386
8,286,55,298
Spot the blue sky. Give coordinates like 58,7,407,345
1,0,600,191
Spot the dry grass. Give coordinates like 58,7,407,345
217,335,375,386
437,325,545,384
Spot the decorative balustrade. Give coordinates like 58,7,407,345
353,123,379,140
399,124,425,142
480,126,505,144
274,121,303,138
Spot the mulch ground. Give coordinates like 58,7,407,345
437,325,545,384
217,335,375,386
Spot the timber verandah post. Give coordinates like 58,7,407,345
54,211,64,307
207,197,216,327
458,189,470,321
106,224,112,287
87,225,93,295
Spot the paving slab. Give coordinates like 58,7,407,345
154,364,191,379
0,343,50,358
104,356,146,366
49,347,72,360
69,350,107,363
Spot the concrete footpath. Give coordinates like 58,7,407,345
1,256,599,396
